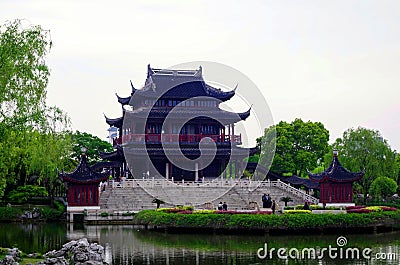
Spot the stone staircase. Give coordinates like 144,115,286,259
99,179,318,212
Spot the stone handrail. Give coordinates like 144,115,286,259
272,179,319,204
108,178,319,204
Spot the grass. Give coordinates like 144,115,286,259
19,257,44,265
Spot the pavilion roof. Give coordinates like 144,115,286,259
117,65,236,104
307,155,364,183
59,154,109,184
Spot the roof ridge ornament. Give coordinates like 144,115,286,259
147,64,154,78
130,80,136,93
194,65,202,77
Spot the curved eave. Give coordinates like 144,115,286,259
205,84,235,101
99,146,124,161
308,174,364,183
105,115,123,128
61,175,108,184
238,107,251,121
59,155,109,184
116,93,131,105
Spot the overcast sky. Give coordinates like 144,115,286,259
2,0,400,151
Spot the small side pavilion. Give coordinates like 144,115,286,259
308,150,364,206
60,148,108,222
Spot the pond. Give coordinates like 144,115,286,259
0,223,399,264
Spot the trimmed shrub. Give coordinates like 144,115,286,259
100,212,109,217
365,206,383,212
284,210,312,214
133,209,400,230
194,209,216,214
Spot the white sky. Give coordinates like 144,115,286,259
1,0,400,151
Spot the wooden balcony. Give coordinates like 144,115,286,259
112,133,242,146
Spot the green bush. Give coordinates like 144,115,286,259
40,207,63,221
0,207,24,219
8,185,48,203
100,212,109,217
365,206,383,212
122,212,135,216
133,209,400,230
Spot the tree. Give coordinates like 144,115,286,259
70,131,113,164
0,20,72,201
395,154,400,187
333,127,397,203
29,131,74,206
0,19,52,129
260,119,329,177
369,176,397,201
279,196,293,207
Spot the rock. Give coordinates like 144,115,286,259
78,260,104,265
1,238,107,265
2,255,18,265
77,238,89,248
62,240,77,251
73,252,89,262
27,253,40,258
43,250,65,258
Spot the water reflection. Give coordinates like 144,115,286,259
0,223,399,264
66,225,400,265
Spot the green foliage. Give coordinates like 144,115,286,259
364,206,383,212
70,131,113,164
0,20,71,199
0,207,24,220
0,19,51,129
121,212,135,216
370,176,397,200
279,196,293,206
134,209,400,230
152,198,165,209
260,119,329,177
8,185,48,203
100,212,109,217
284,210,312,214
333,127,397,202
40,206,63,221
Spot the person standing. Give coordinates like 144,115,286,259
271,200,276,214
222,202,227,211
218,202,223,210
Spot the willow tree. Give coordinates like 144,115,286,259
333,127,397,203
0,20,71,199
0,19,53,129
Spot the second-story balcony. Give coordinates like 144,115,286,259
112,133,242,147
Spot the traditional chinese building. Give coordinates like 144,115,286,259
59,148,109,222
308,150,364,205
102,64,256,181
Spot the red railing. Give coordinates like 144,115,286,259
112,133,242,146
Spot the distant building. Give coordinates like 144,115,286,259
107,126,118,144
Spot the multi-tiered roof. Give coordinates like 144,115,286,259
105,65,250,128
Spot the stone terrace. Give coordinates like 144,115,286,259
99,179,318,212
